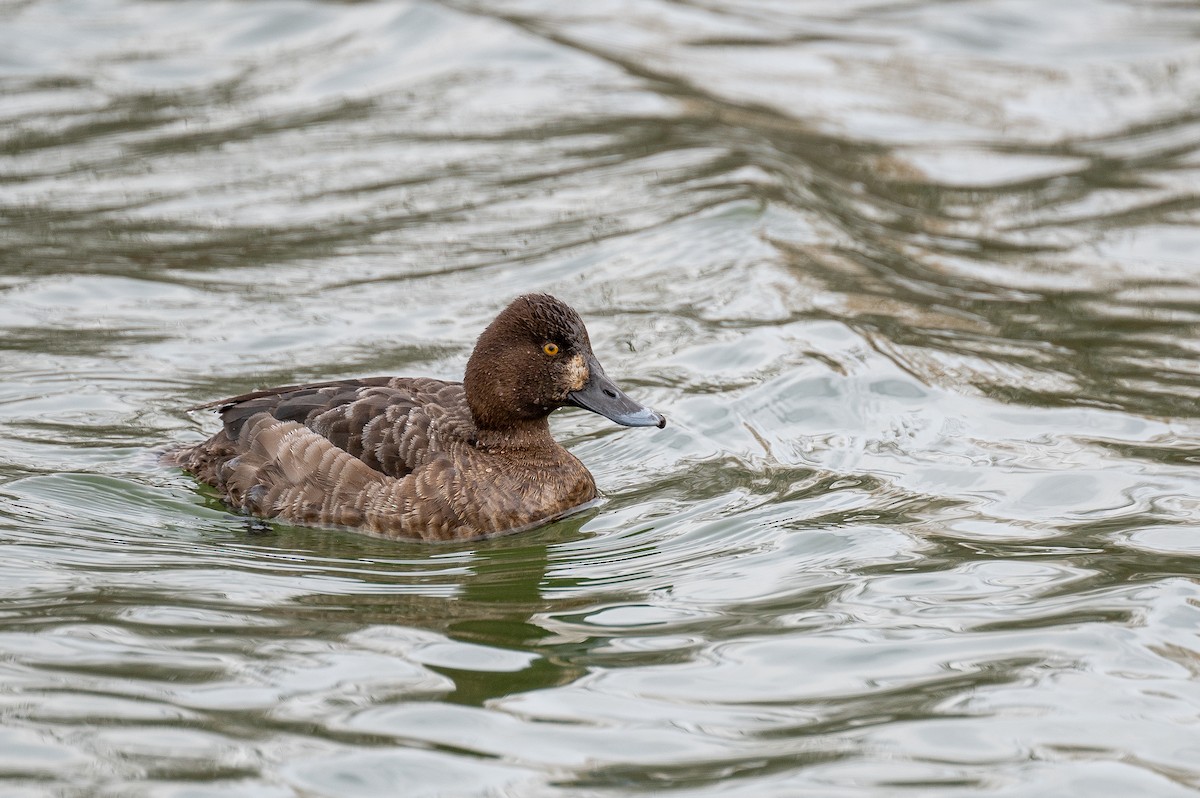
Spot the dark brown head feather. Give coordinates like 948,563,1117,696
463,294,595,431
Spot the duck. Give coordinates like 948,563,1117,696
168,293,665,541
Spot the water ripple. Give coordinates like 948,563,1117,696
2,0,1200,795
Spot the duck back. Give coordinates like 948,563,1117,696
168,376,596,541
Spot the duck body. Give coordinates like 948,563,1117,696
169,294,664,542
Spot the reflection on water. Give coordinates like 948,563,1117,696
2,0,1200,795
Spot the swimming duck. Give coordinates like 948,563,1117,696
169,293,665,541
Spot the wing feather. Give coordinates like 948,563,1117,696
191,376,468,480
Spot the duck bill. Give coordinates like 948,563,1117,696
568,361,665,429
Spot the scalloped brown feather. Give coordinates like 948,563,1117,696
169,375,598,541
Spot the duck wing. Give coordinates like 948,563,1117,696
196,376,469,479
220,414,481,541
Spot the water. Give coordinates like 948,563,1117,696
2,0,1200,795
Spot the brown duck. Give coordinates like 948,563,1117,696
169,294,665,541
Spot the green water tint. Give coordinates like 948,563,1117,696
2,0,1200,795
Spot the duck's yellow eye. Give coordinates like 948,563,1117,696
542,342,560,356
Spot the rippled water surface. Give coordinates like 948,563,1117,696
3,0,1200,795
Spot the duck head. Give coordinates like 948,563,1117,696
464,293,666,432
